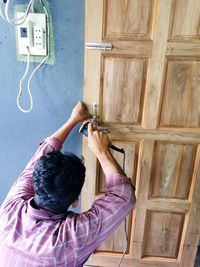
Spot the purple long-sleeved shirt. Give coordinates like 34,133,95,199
0,137,136,267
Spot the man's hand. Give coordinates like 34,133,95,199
88,123,125,176
88,123,110,157
70,101,92,123
52,101,91,144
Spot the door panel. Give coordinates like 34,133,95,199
160,60,200,128
143,210,185,258
82,0,200,266
104,0,154,39
96,140,137,253
149,142,197,199
170,0,200,39
97,211,132,253
102,56,147,124
97,141,138,193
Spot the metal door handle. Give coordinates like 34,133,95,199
85,42,113,51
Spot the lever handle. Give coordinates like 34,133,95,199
85,42,113,51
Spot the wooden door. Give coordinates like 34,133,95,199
81,0,200,266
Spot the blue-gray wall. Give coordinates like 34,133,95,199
0,0,85,212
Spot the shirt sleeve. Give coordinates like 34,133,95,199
1,136,62,209
71,174,136,264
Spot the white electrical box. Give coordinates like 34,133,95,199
16,12,47,56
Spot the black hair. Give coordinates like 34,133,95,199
32,151,85,214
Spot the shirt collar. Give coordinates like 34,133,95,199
27,197,67,221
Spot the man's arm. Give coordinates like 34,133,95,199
1,102,91,208
51,101,92,144
87,123,125,176
72,123,136,264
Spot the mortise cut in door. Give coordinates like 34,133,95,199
82,0,200,266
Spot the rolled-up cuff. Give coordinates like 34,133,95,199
40,136,62,151
106,173,132,189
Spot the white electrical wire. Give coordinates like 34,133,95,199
0,0,7,21
117,218,128,267
117,150,128,267
17,46,32,113
17,0,49,113
4,0,34,25
17,55,49,113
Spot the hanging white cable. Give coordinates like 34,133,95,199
117,150,128,267
117,218,128,267
5,0,34,25
26,54,48,109
0,0,7,21
17,46,33,113
17,0,49,113
17,48,48,114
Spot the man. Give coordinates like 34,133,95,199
0,101,136,267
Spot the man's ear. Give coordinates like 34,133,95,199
71,199,79,208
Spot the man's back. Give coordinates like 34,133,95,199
0,196,89,266
0,137,135,267
0,102,136,267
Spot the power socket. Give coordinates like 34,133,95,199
34,25,45,50
16,12,47,56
